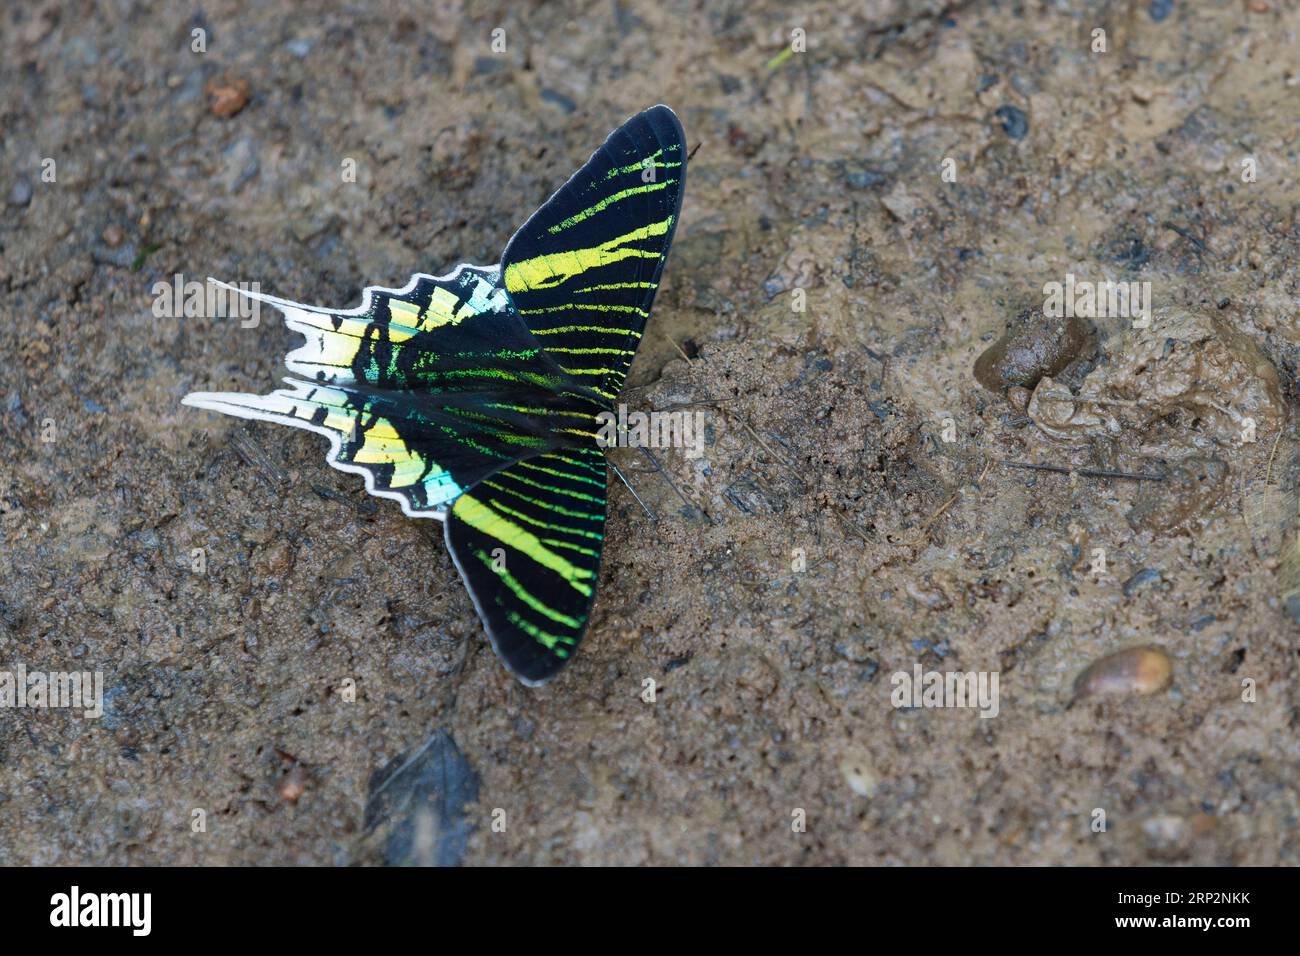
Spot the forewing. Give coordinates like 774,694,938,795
500,104,686,403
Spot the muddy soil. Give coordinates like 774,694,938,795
2,0,1298,865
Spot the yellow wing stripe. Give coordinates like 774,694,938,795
453,494,595,596
503,218,674,293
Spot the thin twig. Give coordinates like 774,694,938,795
919,459,993,532
1162,220,1210,256
229,431,290,489
663,331,693,364
1266,430,1283,486
1042,389,1242,423
999,460,1165,482
657,398,743,411
738,418,796,469
833,509,871,544
1039,390,1141,409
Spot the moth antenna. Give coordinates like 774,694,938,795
638,446,712,525
608,457,656,522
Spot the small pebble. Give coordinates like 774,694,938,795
993,104,1028,140
838,751,878,797
278,767,307,804
1073,645,1173,701
1122,567,1162,597
101,225,124,248
1142,814,1186,857
845,167,887,190
539,88,577,114
206,76,251,118
8,177,33,207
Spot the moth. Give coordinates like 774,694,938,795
184,105,686,685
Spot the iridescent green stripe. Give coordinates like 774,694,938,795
474,550,582,628
573,282,658,293
519,304,649,317
487,498,604,540
435,368,561,388
559,366,618,376
602,147,682,180
541,537,601,557
438,425,512,459
453,494,594,595
483,480,603,517
547,453,605,476
488,473,603,509
440,406,513,426
507,610,575,652
453,347,540,361
438,407,550,448
491,471,603,505
483,402,595,420
531,325,642,337
544,347,637,356
517,460,607,488
547,179,676,234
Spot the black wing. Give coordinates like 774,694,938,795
499,104,686,404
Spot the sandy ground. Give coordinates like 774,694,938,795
2,0,1298,865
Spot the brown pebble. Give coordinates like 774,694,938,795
1072,645,1173,701
259,540,294,577
101,225,124,248
278,767,307,804
1007,385,1031,412
206,76,251,118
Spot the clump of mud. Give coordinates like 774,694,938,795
974,308,1097,392
1027,309,1284,449
1126,457,1228,534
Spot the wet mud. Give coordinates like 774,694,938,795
2,1,1298,865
